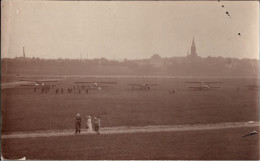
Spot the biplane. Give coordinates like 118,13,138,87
18,79,60,87
128,83,160,90
74,81,117,90
186,81,222,91
1,79,60,89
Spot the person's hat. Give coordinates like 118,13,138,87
86,116,91,118
76,114,80,116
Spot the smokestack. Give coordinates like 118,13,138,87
23,47,25,58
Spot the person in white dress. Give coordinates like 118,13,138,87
85,116,93,133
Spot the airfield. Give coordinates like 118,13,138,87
1,75,259,160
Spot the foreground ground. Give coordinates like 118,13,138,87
2,121,258,139
2,126,259,160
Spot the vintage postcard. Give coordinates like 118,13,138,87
1,0,259,160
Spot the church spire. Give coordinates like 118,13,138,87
192,36,195,46
190,36,197,57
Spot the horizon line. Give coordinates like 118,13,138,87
2,55,259,61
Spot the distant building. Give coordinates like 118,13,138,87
187,37,198,59
150,54,164,67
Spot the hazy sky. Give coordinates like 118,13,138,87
1,0,259,59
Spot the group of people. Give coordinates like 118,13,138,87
75,114,101,134
56,87,88,94
34,86,51,93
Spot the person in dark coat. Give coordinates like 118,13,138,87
94,116,101,134
75,114,81,134
56,88,59,94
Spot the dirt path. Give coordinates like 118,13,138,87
2,121,259,139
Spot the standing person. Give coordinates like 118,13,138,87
56,88,59,94
75,114,81,134
94,116,101,134
172,88,175,94
85,116,93,133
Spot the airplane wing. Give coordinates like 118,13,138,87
146,84,160,86
210,87,220,88
185,81,202,83
128,84,142,86
19,79,36,82
21,84,38,87
1,81,33,89
188,87,203,91
204,81,222,83
85,85,109,89
186,81,222,83
128,83,159,86
188,87,201,88
19,79,59,83
37,79,59,82
95,85,109,88
82,85,109,87
75,81,117,84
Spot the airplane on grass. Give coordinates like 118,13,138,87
244,85,259,90
74,81,117,90
1,79,59,90
1,81,33,89
186,81,222,91
128,83,160,90
18,79,60,87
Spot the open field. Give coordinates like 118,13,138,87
2,127,259,160
1,76,259,159
1,76,259,133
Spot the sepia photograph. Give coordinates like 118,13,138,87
1,0,259,160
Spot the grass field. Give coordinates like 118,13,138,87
1,76,259,159
2,127,259,160
1,77,259,133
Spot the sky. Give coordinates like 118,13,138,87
1,0,259,60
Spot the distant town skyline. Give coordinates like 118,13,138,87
1,0,259,60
